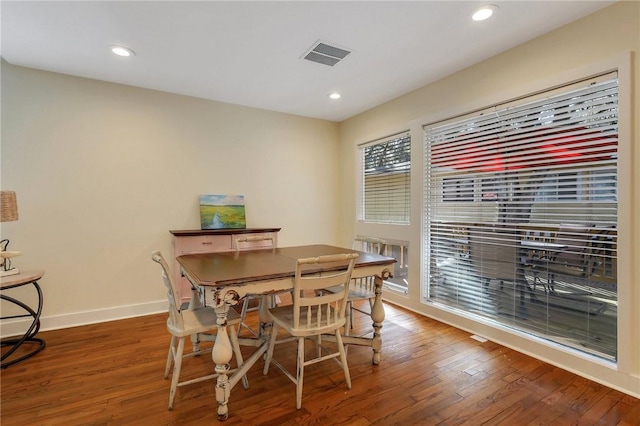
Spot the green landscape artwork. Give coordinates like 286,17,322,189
199,194,246,229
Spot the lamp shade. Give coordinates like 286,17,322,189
0,191,19,222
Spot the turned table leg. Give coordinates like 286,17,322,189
370,275,386,365
212,303,233,421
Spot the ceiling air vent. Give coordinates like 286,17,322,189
302,41,351,67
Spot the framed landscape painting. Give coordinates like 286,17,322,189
199,194,246,229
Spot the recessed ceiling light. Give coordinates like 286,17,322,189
472,5,498,21
329,93,341,100
110,46,135,57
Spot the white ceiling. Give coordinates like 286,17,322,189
1,1,613,122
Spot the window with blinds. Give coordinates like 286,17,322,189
358,132,411,224
423,73,619,361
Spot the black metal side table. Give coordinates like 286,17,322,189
1,270,45,368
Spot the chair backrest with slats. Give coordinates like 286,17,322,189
468,226,519,282
353,236,385,254
292,253,358,334
151,250,184,329
548,226,592,276
521,229,554,262
352,236,385,292
589,227,617,282
233,235,275,251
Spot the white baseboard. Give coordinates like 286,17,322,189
0,300,168,338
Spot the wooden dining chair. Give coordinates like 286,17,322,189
468,226,521,295
520,229,554,293
322,236,385,338
544,225,594,292
262,253,358,409
232,235,278,337
344,236,386,335
151,251,248,410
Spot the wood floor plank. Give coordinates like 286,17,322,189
1,301,638,425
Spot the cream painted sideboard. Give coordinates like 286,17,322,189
169,228,281,303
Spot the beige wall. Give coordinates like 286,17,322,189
0,63,340,328
338,2,639,396
1,0,638,398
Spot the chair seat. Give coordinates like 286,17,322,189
268,305,345,337
546,263,587,277
324,285,375,301
347,287,375,301
167,307,241,337
522,256,549,276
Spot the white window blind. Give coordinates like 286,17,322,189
423,73,619,361
358,132,411,224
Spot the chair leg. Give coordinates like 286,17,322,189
189,289,204,353
533,272,548,294
168,336,186,411
548,273,556,292
296,337,305,410
190,332,201,354
263,323,278,375
228,324,249,389
237,297,251,337
342,303,352,356
164,335,177,379
335,330,351,390
316,334,322,358
239,296,262,337
344,301,352,336
483,278,491,291
189,288,203,309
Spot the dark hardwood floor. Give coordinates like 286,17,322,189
2,301,639,425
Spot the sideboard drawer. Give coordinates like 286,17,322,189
177,235,232,253
170,228,281,304
232,233,277,250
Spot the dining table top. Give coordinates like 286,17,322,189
520,240,568,250
176,244,396,287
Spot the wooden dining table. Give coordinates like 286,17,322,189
177,244,396,421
